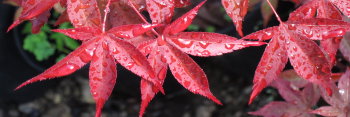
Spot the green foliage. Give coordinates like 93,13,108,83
22,22,79,62
23,32,55,61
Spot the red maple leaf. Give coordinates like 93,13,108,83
249,77,320,117
242,1,350,104
311,68,350,116
7,0,61,33
289,0,344,67
135,1,265,116
15,0,163,117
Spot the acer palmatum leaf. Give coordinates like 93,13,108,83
288,0,343,67
7,0,60,33
244,18,343,103
137,1,266,116
18,18,162,117
221,0,248,37
312,69,350,116
249,36,288,104
67,0,102,28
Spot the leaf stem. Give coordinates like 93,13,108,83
102,0,112,32
127,0,160,37
266,0,282,24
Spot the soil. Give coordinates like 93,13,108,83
0,0,296,117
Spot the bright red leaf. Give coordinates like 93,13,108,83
7,0,60,33
136,1,265,116
16,1,162,117
221,0,248,36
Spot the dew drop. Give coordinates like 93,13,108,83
172,38,194,48
198,41,210,49
158,67,167,80
225,44,235,50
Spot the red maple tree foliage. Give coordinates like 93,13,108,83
6,0,350,116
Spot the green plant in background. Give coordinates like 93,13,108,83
22,22,80,62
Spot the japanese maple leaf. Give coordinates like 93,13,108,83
311,68,350,117
222,0,248,36
242,1,350,103
7,0,61,33
15,0,163,117
136,1,265,116
249,78,320,117
289,0,343,67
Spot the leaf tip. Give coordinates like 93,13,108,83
7,20,21,32
95,98,105,117
249,79,267,104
